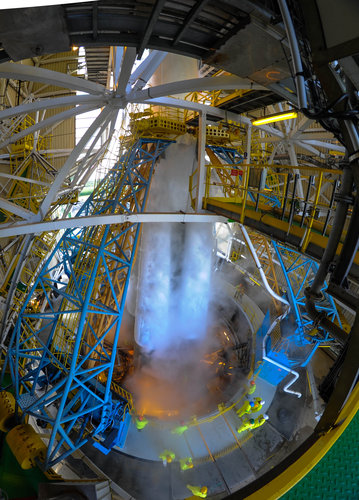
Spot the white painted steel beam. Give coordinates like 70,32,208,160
129,50,168,90
0,104,99,150
304,140,346,152
289,116,314,139
0,213,227,238
288,144,304,199
0,172,51,187
36,106,113,220
116,47,137,96
0,95,106,122
70,109,116,187
73,109,119,189
113,47,124,86
0,63,106,95
293,139,325,158
144,96,251,125
129,75,266,103
295,132,335,140
0,197,35,220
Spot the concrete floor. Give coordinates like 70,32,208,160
79,372,288,499
74,279,331,499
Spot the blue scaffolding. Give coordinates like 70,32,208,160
206,145,244,167
271,241,342,366
2,138,173,468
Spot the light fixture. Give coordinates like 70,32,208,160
252,110,298,126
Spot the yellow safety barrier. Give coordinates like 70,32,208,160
0,391,16,432
6,423,47,469
110,380,134,413
204,163,343,256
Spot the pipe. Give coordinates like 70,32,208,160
260,306,301,398
237,225,301,396
239,224,290,308
263,355,301,398
305,171,351,343
310,165,353,296
305,293,347,346
331,199,359,286
277,0,308,110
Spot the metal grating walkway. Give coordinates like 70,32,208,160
283,410,359,499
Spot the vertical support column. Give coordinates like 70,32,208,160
288,143,304,200
113,47,124,87
196,111,206,212
245,124,252,165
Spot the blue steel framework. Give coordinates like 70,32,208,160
271,241,341,366
207,145,244,167
2,137,173,468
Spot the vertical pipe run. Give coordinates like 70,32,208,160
300,172,323,253
322,180,338,235
255,170,265,212
287,173,299,232
281,173,292,220
331,200,359,286
300,175,314,228
277,0,308,110
196,111,207,212
309,166,352,295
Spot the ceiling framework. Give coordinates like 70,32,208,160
0,55,345,236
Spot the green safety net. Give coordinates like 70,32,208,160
283,410,359,500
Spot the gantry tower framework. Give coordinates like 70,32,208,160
0,0,358,497
3,136,173,468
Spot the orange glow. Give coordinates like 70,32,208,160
265,70,280,81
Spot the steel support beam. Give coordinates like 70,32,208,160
129,75,266,103
0,95,105,122
138,0,166,58
172,0,209,45
3,138,174,468
0,172,51,187
0,63,106,95
0,104,99,150
0,197,35,220
129,50,168,91
116,47,137,96
0,213,226,238
37,106,113,220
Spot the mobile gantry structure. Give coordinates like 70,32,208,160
0,0,358,498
